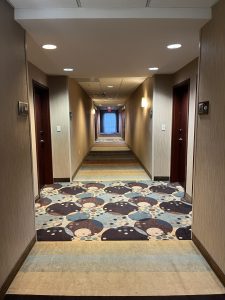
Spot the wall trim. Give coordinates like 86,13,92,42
0,236,36,300
53,178,70,182
192,233,225,287
4,294,225,300
71,159,84,181
127,143,152,179
71,144,94,181
34,195,39,201
154,176,170,181
183,192,192,204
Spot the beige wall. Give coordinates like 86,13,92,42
174,59,198,197
68,78,95,178
152,75,173,178
48,76,71,180
126,66,197,194
27,73,94,184
28,63,49,197
193,0,225,274
125,77,154,176
0,0,35,291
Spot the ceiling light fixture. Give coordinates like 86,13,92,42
107,85,114,88
63,68,74,72
141,97,147,108
167,43,182,49
148,67,159,71
42,44,57,50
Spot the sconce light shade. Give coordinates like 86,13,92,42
141,97,147,108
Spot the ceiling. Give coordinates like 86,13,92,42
78,77,146,106
9,0,218,106
8,0,218,9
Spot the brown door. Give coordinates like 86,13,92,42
95,109,98,140
121,110,125,140
33,81,53,190
170,80,190,188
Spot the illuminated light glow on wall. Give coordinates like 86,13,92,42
141,97,148,108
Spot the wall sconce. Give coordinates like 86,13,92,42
141,97,147,108
92,108,96,115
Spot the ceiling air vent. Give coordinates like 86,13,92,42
76,78,100,83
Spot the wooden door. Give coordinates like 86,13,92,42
170,80,190,188
121,110,125,140
33,82,53,190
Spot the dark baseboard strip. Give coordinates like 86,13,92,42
72,145,93,180
126,144,152,180
1,236,36,300
154,176,170,181
72,160,84,180
53,178,70,183
183,192,192,204
34,195,40,201
5,294,225,299
192,233,225,287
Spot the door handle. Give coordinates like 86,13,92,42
40,139,45,144
179,138,183,141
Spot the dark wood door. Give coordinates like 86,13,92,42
33,82,53,190
95,109,99,140
170,80,190,188
121,110,125,140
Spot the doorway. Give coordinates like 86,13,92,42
100,110,119,135
170,80,190,188
33,81,53,191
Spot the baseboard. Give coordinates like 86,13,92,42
0,236,36,300
34,195,39,201
72,145,93,181
4,295,225,299
126,145,152,180
192,233,225,287
53,178,70,182
183,192,192,204
71,156,87,181
154,176,170,181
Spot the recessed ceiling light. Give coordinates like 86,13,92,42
63,68,74,72
148,67,159,71
107,85,114,88
42,44,57,50
167,43,182,49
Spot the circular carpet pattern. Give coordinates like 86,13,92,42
36,181,192,241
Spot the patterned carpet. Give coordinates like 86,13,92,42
36,180,192,241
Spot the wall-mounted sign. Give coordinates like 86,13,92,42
18,101,29,116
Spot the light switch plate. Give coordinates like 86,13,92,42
18,101,29,116
161,124,166,131
56,125,61,132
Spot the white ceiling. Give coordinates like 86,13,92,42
78,77,146,106
9,0,218,9
9,0,218,105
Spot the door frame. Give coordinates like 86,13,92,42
170,79,190,189
33,80,53,191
